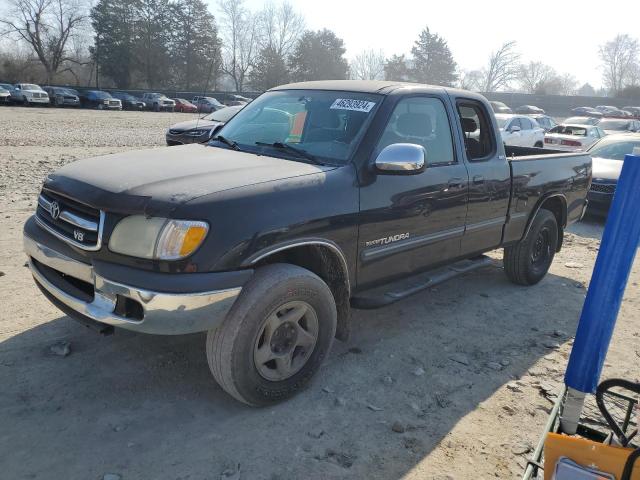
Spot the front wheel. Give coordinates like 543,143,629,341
206,263,337,406
534,141,543,148
504,209,558,285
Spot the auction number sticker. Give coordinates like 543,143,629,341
330,98,376,113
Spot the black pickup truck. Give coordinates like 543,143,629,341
24,80,591,406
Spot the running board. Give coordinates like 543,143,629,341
350,255,493,309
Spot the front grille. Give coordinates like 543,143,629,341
36,191,103,250
34,92,46,98
163,100,173,105
109,100,119,106
590,183,616,194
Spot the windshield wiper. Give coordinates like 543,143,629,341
255,141,324,165
211,135,241,151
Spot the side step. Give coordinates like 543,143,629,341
350,255,494,309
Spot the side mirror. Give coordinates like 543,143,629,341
510,125,521,133
375,143,426,174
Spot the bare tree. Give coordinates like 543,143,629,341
258,1,304,58
218,0,259,91
480,41,520,92
350,49,385,80
518,61,554,93
458,69,483,90
599,34,640,94
0,0,87,83
555,73,578,96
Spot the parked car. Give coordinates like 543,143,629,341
515,105,545,114
10,83,49,106
142,93,175,112
80,90,122,110
622,106,640,117
544,124,606,151
495,114,545,147
173,98,198,113
43,86,80,107
193,96,225,113
586,134,640,215
571,107,603,118
111,92,146,110
528,114,558,132
489,101,512,113
23,80,591,406
0,85,10,104
166,105,243,145
229,94,252,103
597,118,640,135
596,105,626,116
563,116,601,126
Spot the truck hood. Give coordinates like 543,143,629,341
592,157,623,181
43,144,334,216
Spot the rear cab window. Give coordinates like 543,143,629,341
456,101,496,161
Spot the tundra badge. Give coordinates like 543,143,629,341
365,233,410,247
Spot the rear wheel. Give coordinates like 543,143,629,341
206,264,337,406
504,209,558,285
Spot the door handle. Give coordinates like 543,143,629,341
447,177,463,189
473,175,484,184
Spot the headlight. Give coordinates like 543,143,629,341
186,128,210,137
109,216,209,260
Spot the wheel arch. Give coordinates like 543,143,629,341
523,193,567,252
242,239,351,341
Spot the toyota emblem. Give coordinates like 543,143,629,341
50,201,60,220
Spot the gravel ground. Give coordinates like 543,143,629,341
1,106,638,480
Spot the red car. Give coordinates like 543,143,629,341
173,98,198,113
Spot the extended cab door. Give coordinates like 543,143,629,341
357,95,469,288
455,99,511,255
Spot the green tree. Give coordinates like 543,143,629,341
91,0,138,88
410,27,457,86
384,54,412,82
289,29,348,82
249,46,289,90
134,0,172,88
169,0,222,90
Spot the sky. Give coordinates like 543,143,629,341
213,0,639,89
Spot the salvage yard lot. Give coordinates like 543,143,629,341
1,106,638,479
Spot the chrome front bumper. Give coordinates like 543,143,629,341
24,235,242,335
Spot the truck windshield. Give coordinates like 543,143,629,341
211,90,382,164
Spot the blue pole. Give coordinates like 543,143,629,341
561,152,640,433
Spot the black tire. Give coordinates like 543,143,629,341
206,263,337,406
23,96,29,106
534,141,543,148
504,209,558,286
154,103,160,112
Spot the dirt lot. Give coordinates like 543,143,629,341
1,106,638,480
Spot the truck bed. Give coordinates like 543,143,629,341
502,145,592,245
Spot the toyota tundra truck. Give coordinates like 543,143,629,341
24,80,591,406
